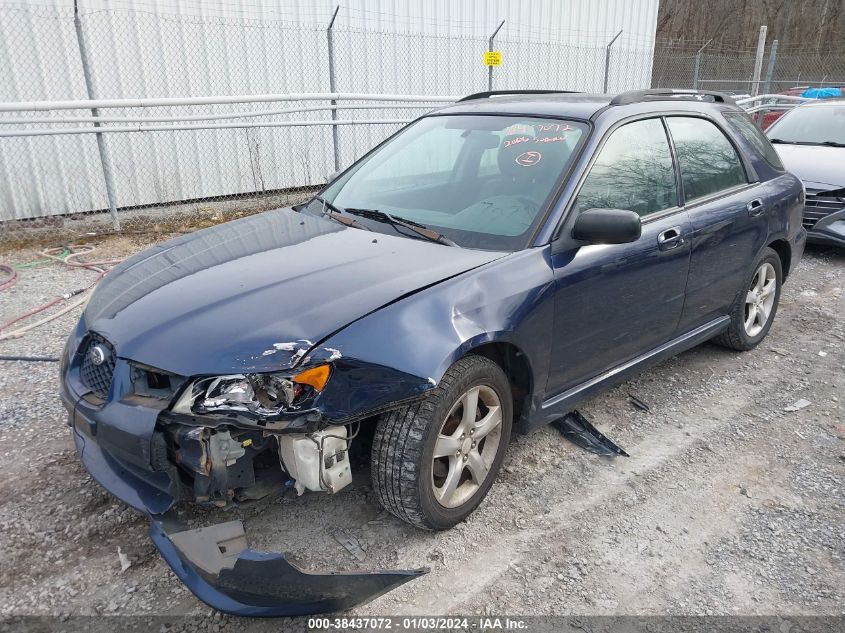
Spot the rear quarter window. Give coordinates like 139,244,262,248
724,112,785,170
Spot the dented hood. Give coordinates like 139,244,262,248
85,208,504,376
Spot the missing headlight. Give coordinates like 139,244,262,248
251,374,297,409
195,375,298,415
202,376,255,409
171,366,330,418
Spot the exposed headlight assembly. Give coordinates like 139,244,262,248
172,364,331,417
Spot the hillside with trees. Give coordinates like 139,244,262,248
656,0,845,51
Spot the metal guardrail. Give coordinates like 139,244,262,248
735,93,814,116
0,119,418,138
734,94,813,106
0,94,457,137
0,92,460,113
0,93,457,229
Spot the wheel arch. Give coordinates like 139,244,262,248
460,341,534,430
767,238,791,278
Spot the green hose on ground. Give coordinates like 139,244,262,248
12,247,70,269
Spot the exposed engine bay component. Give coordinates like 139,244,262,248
165,422,357,504
206,430,247,502
168,425,288,505
150,511,427,616
279,425,352,495
552,410,629,457
209,430,246,467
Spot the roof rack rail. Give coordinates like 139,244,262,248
610,89,734,106
458,90,581,102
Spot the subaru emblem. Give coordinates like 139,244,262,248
89,344,108,366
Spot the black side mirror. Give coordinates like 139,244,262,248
572,208,642,244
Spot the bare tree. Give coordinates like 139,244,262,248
656,0,845,51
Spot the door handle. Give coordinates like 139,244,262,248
657,226,685,250
747,198,764,217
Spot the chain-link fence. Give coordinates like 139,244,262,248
652,39,845,94
0,2,659,245
1,3,844,245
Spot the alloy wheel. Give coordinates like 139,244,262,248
744,261,777,337
431,385,503,508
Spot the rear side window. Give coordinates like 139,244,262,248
667,117,748,202
575,118,678,217
724,112,784,170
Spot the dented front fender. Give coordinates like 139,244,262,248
312,247,556,427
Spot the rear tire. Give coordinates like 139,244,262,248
371,355,512,530
713,247,782,351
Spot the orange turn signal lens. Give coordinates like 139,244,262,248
292,364,331,392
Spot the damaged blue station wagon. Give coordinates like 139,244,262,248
61,89,806,615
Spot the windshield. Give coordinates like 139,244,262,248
310,115,587,250
767,104,845,145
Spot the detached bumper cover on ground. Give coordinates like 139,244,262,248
151,514,425,617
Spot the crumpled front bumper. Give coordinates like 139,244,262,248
806,216,845,247
803,186,845,248
64,375,427,616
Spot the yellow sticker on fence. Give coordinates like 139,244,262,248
484,51,502,66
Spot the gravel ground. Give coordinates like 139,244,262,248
0,236,842,630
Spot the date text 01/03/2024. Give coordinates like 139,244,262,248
306,617,529,630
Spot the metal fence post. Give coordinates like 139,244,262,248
763,39,779,94
327,5,340,173
487,20,505,91
750,25,768,96
73,0,120,230
692,39,712,90
603,30,623,93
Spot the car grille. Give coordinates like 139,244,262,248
803,187,845,230
79,332,116,400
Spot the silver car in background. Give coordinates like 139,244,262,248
767,100,845,248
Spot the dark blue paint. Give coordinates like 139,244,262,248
317,247,557,431
547,211,692,396
60,93,806,615
72,421,176,514
310,358,433,420
679,186,767,331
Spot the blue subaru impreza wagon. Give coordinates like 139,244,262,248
61,89,806,615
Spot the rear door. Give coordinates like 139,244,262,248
666,116,770,331
546,117,692,396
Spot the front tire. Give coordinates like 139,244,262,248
371,355,513,530
714,247,782,351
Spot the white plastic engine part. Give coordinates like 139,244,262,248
278,426,352,495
